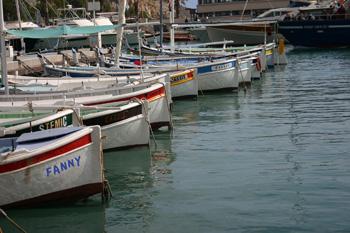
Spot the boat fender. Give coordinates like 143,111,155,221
256,57,262,71
278,39,285,55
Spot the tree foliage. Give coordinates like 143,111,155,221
3,0,188,22
126,0,187,19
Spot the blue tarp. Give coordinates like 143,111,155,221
16,127,82,144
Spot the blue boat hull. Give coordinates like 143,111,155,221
278,19,350,47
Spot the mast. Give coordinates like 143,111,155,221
170,0,175,52
159,0,163,49
92,0,102,48
0,0,8,94
45,0,49,25
15,0,25,52
93,0,96,20
115,0,127,68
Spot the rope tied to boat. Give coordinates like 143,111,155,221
255,57,262,72
236,58,248,93
102,178,113,202
0,208,27,233
157,80,173,130
131,97,157,149
99,134,112,202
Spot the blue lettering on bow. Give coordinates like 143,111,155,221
45,156,81,177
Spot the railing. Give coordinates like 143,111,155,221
283,13,350,22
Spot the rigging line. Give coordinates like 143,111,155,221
46,0,59,20
267,0,274,10
19,0,34,22
22,0,42,22
240,0,249,21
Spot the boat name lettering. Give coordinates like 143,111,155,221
171,75,186,83
39,115,70,130
211,63,232,71
45,156,81,177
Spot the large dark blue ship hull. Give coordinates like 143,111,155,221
278,19,350,47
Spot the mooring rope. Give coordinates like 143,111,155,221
236,58,248,93
157,81,173,130
103,178,113,201
99,135,112,202
131,97,158,149
0,209,27,233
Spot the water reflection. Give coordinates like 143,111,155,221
0,203,105,233
173,93,242,125
103,132,175,233
103,147,153,232
151,131,175,186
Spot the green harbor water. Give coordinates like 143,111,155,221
1,48,350,232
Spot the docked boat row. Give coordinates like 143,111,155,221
0,40,287,208
0,0,292,210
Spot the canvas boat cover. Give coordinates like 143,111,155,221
15,127,84,151
6,24,121,39
16,127,83,144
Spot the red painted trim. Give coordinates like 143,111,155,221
187,70,194,79
84,85,166,106
0,134,92,174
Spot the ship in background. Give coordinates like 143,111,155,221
196,0,313,21
278,0,350,47
191,0,314,44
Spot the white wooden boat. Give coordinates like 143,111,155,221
81,101,150,150
8,68,197,100
0,101,150,150
169,69,198,99
7,74,133,92
121,56,239,91
0,109,80,136
235,58,252,85
144,57,238,91
0,79,172,130
238,52,262,79
195,58,237,91
0,126,104,208
130,69,198,99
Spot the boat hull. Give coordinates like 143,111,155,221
0,127,103,208
101,114,150,150
278,19,350,47
236,60,252,84
0,109,79,138
207,26,274,45
170,69,198,99
197,60,237,91
81,83,172,130
82,103,150,150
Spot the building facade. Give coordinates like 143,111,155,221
197,0,291,21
